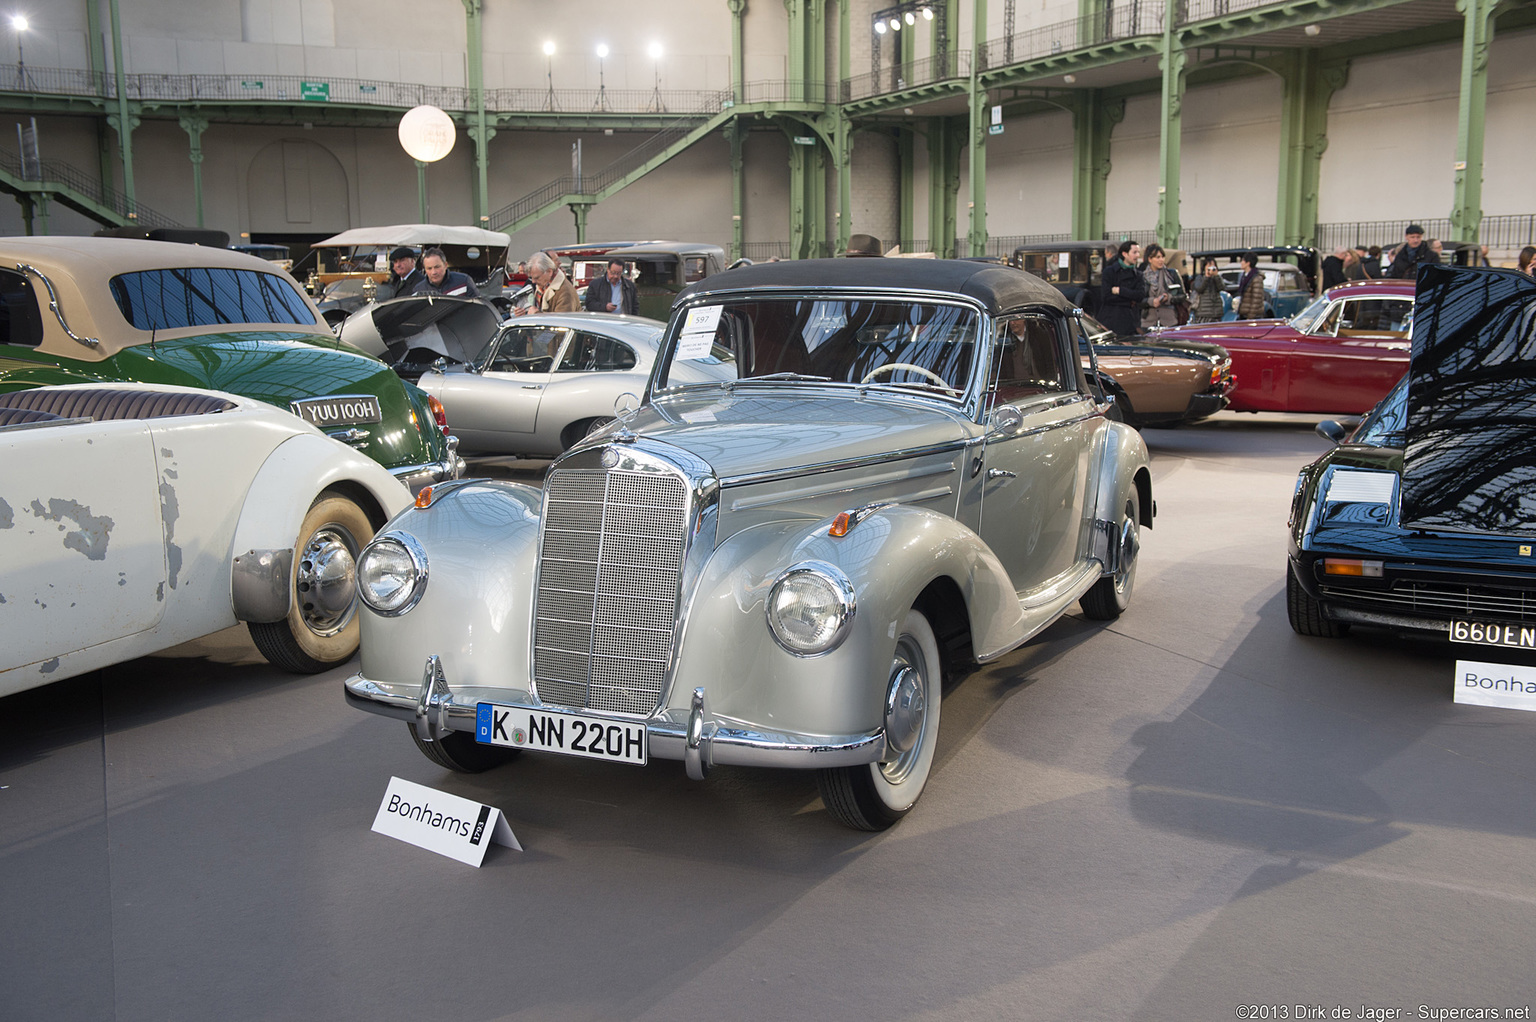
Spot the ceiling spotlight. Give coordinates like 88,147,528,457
596,43,609,58
1304,23,1321,35
874,20,887,33
542,40,555,56
904,11,915,24
903,107,914,115
890,17,901,30
1063,74,1077,83
922,6,934,19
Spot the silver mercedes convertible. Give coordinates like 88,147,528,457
344,259,1153,830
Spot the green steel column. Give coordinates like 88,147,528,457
462,0,489,222
178,115,209,229
785,0,804,94
729,120,745,261
808,0,826,103
1451,0,1496,244
836,114,852,253
899,128,915,252
1072,90,1124,239
835,0,851,250
18,194,33,237
928,117,963,258
570,203,590,243
967,0,988,256
788,130,808,259
416,160,428,222
1155,14,1186,249
108,0,134,213
811,140,828,256
1275,52,1348,247
729,0,746,103
85,0,115,190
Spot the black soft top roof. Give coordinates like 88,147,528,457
678,258,1074,317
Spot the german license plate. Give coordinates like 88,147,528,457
289,394,382,427
474,703,647,765
1450,620,1536,651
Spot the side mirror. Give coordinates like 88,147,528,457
986,404,1024,439
1315,420,1347,446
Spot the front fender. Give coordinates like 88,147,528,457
354,480,543,688
229,433,412,622
668,504,1023,737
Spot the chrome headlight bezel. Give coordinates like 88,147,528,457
356,530,429,616
765,560,857,657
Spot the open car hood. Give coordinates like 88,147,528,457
338,295,500,364
1400,265,1536,537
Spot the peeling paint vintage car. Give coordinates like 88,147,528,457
0,383,411,696
0,236,463,494
1286,266,1536,646
343,259,1153,831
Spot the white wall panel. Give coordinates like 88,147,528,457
1104,93,1161,236
983,109,1075,237
1179,73,1281,228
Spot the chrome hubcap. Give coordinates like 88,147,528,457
296,525,359,637
882,639,928,783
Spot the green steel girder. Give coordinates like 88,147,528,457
1180,0,1422,44
1450,0,1498,243
1072,90,1124,239
0,93,108,116
1156,28,1186,248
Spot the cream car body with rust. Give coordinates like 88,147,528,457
344,259,1152,830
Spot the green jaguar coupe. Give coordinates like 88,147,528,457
0,236,462,493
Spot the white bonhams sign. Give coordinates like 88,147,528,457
371,776,521,866
1454,660,1536,712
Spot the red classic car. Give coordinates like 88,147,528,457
1152,279,1414,414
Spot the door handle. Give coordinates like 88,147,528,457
986,468,1017,480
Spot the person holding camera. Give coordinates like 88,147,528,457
1190,258,1226,323
1140,244,1186,329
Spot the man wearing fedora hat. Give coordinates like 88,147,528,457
382,246,423,299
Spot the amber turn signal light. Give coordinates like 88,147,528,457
829,511,852,537
1322,558,1382,577
415,485,435,509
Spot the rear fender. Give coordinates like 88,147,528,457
1090,421,1153,573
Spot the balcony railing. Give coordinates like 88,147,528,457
844,50,970,103
982,2,1166,71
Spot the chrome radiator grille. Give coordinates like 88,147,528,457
533,467,689,714
1320,579,1536,622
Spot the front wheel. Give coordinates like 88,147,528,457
817,609,942,831
1081,489,1140,620
248,493,373,673
1286,562,1348,637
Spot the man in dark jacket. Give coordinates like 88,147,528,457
1386,224,1439,280
383,246,423,299
413,247,479,298
583,258,639,315
1098,240,1145,337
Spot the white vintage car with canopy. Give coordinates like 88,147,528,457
0,383,410,694
344,259,1153,830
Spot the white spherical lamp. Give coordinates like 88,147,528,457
398,105,456,163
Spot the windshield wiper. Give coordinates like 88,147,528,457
739,372,834,383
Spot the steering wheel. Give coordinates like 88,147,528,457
861,362,951,387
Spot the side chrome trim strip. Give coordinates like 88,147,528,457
720,439,971,489
16,263,99,348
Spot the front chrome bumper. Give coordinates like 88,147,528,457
344,657,886,777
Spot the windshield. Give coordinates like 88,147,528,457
654,297,980,398
1287,294,1333,334
1350,374,1408,447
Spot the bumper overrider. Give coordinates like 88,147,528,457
344,655,887,780
389,434,466,494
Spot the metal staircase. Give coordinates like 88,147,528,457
0,145,180,230
486,103,737,235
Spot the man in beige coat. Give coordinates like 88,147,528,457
516,250,579,315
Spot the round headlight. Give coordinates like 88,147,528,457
357,533,429,615
766,561,856,656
